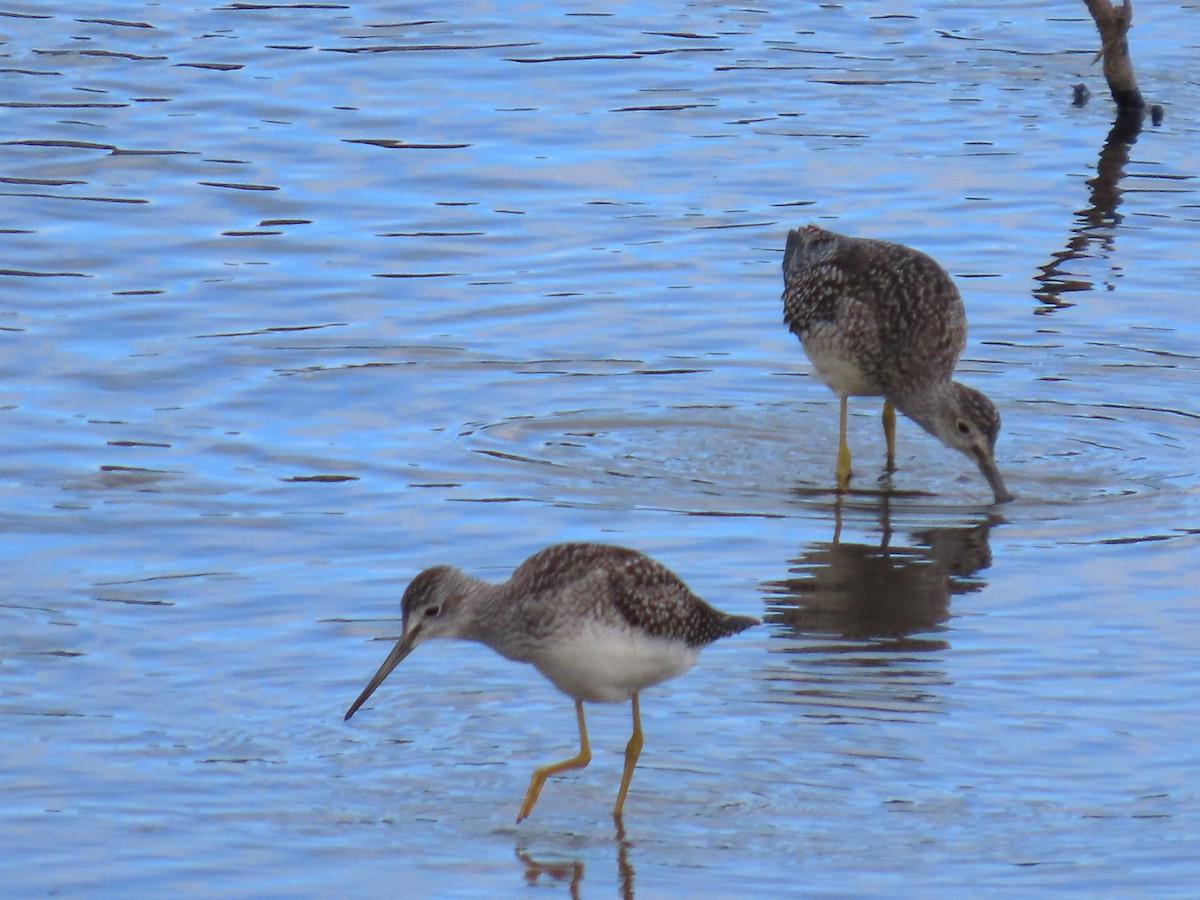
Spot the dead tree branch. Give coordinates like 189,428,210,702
1082,0,1144,110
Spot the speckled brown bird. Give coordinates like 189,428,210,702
344,542,757,822
781,224,1011,502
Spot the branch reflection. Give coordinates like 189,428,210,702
1033,107,1146,313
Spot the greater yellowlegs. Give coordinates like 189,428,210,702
344,542,757,821
781,224,1012,502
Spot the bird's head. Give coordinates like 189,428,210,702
933,383,1012,504
344,565,474,720
398,564,475,644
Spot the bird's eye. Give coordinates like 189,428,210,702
957,421,970,435
425,605,441,618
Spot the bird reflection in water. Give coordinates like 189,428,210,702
517,849,584,900
516,817,635,900
764,497,998,720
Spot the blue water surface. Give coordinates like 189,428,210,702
2,1,1198,896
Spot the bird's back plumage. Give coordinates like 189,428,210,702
502,543,756,650
782,224,967,401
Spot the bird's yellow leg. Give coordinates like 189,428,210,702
836,397,853,490
613,692,644,820
882,399,897,472
517,698,591,823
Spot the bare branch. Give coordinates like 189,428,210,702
1082,0,1144,109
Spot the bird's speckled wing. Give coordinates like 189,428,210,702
507,543,753,649
782,227,968,393
601,553,756,648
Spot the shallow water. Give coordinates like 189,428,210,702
2,1,1199,896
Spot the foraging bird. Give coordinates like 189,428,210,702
344,542,757,822
781,224,1012,502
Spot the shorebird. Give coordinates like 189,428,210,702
345,542,758,821
781,224,1011,502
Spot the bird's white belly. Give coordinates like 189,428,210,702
531,630,700,703
806,347,880,398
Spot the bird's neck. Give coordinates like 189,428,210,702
462,578,545,663
452,577,511,646
891,380,958,444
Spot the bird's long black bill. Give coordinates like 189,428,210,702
344,629,418,721
977,454,1013,504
